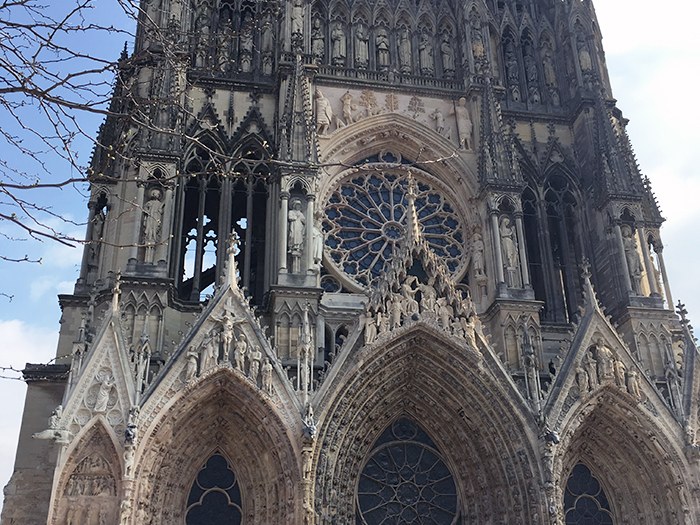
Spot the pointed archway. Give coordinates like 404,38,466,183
314,323,545,524
135,368,301,524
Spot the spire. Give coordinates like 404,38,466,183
279,55,316,164
405,172,422,250
478,77,522,189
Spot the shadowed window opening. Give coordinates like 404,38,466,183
564,463,614,525
186,453,242,525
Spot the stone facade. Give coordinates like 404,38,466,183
3,0,699,523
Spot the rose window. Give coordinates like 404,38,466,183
323,170,465,288
356,418,459,525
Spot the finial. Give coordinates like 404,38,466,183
112,272,122,313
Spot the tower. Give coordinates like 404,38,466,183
3,0,699,522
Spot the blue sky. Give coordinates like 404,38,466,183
0,0,697,507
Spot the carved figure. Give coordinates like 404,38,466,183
542,44,557,86
584,352,598,389
376,29,390,70
500,216,520,286
471,232,484,275
48,405,62,429
595,338,614,382
419,33,434,75
249,346,262,382
288,199,306,258
219,311,235,362
262,359,273,394
430,108,446,135
312,224,324,267
364,308,377,344
440,34,455,77
143,188,164,263
389,294,403,329
437,297,453,329
311,18,324,60
291,0,304,36
614,358,626,388
576,366,590,393
200,331,218,372
331,23,346,66
398,29,412,73
577,34,592,72
261,14,274,53
340,91,355,125
419,280,437,314
94,375,114,413
626,369,641,399
463,316,477,349
454,97,473,150
505,42,519,84
124,446,135,478
469,12,485,61
314,89,334,135
185,348,198,381
621,225,642,294
234,334,248,371
355,24,369,69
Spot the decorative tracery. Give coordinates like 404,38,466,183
322,167,466,288
186,453,243,525
563,463,614,525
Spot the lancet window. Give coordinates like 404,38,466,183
522,172,584,323
356,418,459,525
563,463,614,524
186,453,243,525
174,139,270,304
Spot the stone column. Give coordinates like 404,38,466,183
156,186,174,264
637,226,658,296
305,194,315,273
514,213,530,287
614,223,633,293
656,247,674,307
130,183,146,263
279,192,289,273
490,212,505,284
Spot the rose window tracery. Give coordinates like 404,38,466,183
323,169,466,288
356,418,459,525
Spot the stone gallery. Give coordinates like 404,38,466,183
2,0,698,523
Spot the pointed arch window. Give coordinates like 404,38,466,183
564,463,614,525
174,138,270,304
356,418,459,525
186,453,243,525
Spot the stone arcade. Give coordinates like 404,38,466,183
3,0,700,523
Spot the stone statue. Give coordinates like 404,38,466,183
440,34,455,77
314,88,334,135
311,18,324,61
355,24,369,69
576,366,590,393
584,352,598,390
626,369,641,399
48,405,63,430
376,29,390,70
613,358,626,388
471,232,484,276
398,29,412,73
262,358,273,394
500,216,520,286
261,14,274,54
234,333,248,371
200,331,218,372
219,311,235,362
185,348,198,381
340,91,355,125
419,33,434,75
454,97,473,150
143,188,164,263
249,346,262,382
430,108,446,135
331,23,346,66
595,338,614,382
621,225,642,294
469,11,485,62
291,0,304,36
437,297,453,329
124,446,135,478
239,18,254,72
288,199,306,256
577,34,592,72
542,44,557,86
94,375,114,413
389,293,403,329
312,224,324,267
364,307,377,344
418,280,437,315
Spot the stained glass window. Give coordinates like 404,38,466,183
323,170,465,288
186,453,242,525
356,418,459,525
564,463,614,525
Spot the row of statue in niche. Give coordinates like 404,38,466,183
310,18,457,78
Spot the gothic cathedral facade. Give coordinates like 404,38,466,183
3,0,699,523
